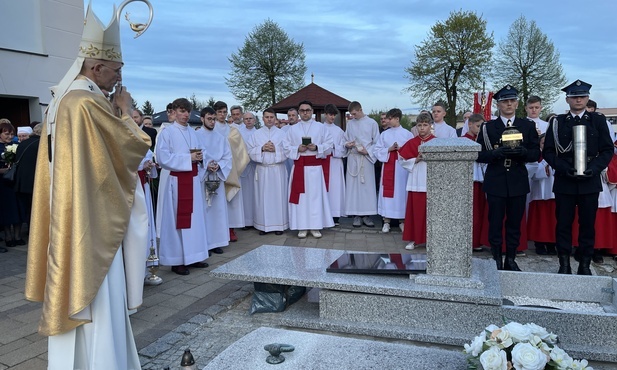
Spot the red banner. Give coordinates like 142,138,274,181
473,91,494,121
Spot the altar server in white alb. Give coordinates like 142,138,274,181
138,149,163,285
374,108,413,233
322,104,347,224
284,101,334,238
155,98,209,276
196,107,232,255
238,112,257,228
25,3,153,369
344,101,380,227
212,101,249,242
247,108,289,235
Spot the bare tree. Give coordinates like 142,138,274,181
491,16,567,116
405,10,494,126
227,19,307,111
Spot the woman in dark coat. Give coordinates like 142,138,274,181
0,121,27,249
14,123,41,227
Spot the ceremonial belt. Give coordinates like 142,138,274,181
170,163,198,229
289,155,329,204
137,170,147,190
382,151,397,198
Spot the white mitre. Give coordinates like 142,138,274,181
47,2,123,123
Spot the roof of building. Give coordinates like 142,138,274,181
269,82,351,113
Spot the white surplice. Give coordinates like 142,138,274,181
214,121,245,228
528,117,549,135
247,126,289,232
239,124,257,227
433,121,457,138
155,123,209,266
196,128,232,250
374,126,413,219
284,120,335,230
344,115,379,215
323,122,347,218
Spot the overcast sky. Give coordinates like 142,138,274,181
90,0,617,116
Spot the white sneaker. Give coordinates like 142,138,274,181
405,242,415,250
298,230,308,238
381,223,390,233
400,223,404,233
352,216,362,227
310,230,322,238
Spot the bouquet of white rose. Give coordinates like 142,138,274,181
464,321,593,370
1,143,18,164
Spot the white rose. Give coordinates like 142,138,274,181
511,342,548,370
6,144,18,153
479,346,508,370
570,359,593,370
485,324,500,333
525,323,558,344
549,345,573,369
503,322,533,342
490,329,513,349
464,333,485,356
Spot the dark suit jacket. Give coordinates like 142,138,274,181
476,117,540,197
543,112,613,195
14,135,40,194
142,126,157,151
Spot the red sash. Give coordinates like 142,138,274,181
289,155,329,204
170,163,198,229
137,170,147,190
382,151,397,198
607,154,617,185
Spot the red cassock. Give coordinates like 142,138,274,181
398,134,436,244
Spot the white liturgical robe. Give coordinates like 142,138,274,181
323,122,347,218
196,127,232,250
344,115,379,215
155,123,209,266
214,121,245,228
247,126,289,232
433,121,457,138
284,120,335,230
239,124,257,226
374,126,413,219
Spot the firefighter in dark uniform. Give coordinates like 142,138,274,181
543,80,613,275
476,85,540,271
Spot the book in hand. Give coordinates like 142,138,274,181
302,137,312,146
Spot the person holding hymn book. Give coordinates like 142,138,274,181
398,113,436,250
284,100,334,238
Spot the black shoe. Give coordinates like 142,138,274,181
535,243,547,255
490,246,503,270
188,261,209,268
14,239,26,246
573,247,581,262
504,258,522,271
577,257,592,275
259,231,268,235
558,255,571,274
545,244,557,255
0,247,7,253
171,265,190,275
592,250,604,264
274,231,284,235
211,247,224,254
242,226,252,230
5,240,16,247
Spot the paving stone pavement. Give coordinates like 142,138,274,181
1,216,616,369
